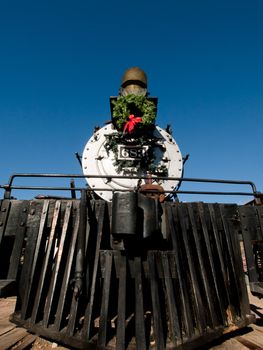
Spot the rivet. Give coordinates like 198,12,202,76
20,222,25,226
23,208,27,212
0,222,3,226
31,209,35,215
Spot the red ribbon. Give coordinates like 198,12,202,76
123,114,142,133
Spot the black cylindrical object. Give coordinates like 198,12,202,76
112,192,137,236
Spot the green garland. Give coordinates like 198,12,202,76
112,94,156,130
104,132,168,175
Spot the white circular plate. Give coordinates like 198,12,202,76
82,124,183,201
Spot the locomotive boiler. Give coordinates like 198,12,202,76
0,67,263,350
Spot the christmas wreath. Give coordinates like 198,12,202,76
112,94,156,132
104,132,168,175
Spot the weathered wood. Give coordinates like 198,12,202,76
116,253,127,350
82,200,106,339
210,337,250,349
188,203,219,326
0,297,16,336
223,205,251,319
148,252,165,350
21,200,49,319
197,202,225,326
43,201,72,327
0,328,28,350
177,204,206,333
161,252,181,345
31,200,61,324
54,201,80,331
237,335,263,349
165,203,194,338
98,251,113,347
134,256,146,350
10,334,37,350
208,204,231,307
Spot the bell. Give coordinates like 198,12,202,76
121,67,148,88
120,67,148,96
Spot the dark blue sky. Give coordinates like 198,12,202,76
1,0,262,202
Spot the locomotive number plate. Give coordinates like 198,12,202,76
117,145,148,160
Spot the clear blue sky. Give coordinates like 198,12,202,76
0,0,262,202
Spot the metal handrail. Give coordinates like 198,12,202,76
0,173,260,200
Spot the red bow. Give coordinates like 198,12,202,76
123,114,142,133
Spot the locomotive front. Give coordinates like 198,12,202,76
82,67,183,202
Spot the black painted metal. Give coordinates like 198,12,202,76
1,197,256,349
112,192,160,240
112,192,137,236
0,199,29,296
238,205,263,296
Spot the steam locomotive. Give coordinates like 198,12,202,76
0,67,263,350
